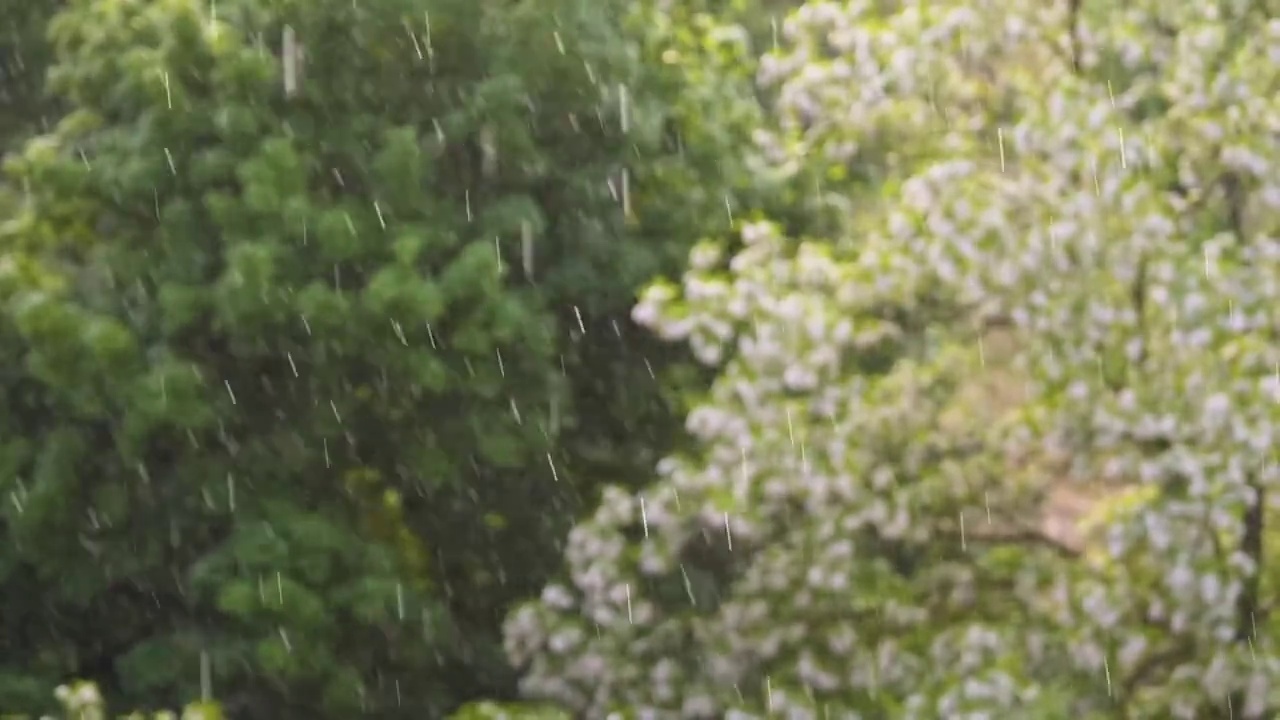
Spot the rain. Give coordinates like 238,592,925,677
0,0,1279,719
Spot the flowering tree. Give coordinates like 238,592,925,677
505,0,1280,718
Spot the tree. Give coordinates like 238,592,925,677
0,0,753,716
506,0,1280,717
0,0,61,151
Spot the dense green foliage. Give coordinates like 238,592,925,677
6,0,1280,718
0,0,749,716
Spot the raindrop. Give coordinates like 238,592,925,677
679,564,695,606
621,169,631,217
521,221,534,278
405,20,423,59
997,128,1005,172
200,650,212,702
618,84,629,133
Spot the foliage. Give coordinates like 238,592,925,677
447,700,569,720
43,681,220,720
507,0,1280,718
0,0,756,717
0,0,61,150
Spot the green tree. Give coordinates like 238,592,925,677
506,0,1280,717
0,0,60,151
0,0,753,716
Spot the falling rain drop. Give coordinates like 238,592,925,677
521,221,534,278
282,26,300,97
997,128,1005,172
618,84,629,133
200,651,212,702
621,169,631,217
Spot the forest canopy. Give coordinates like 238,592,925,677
2,0,1279,719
